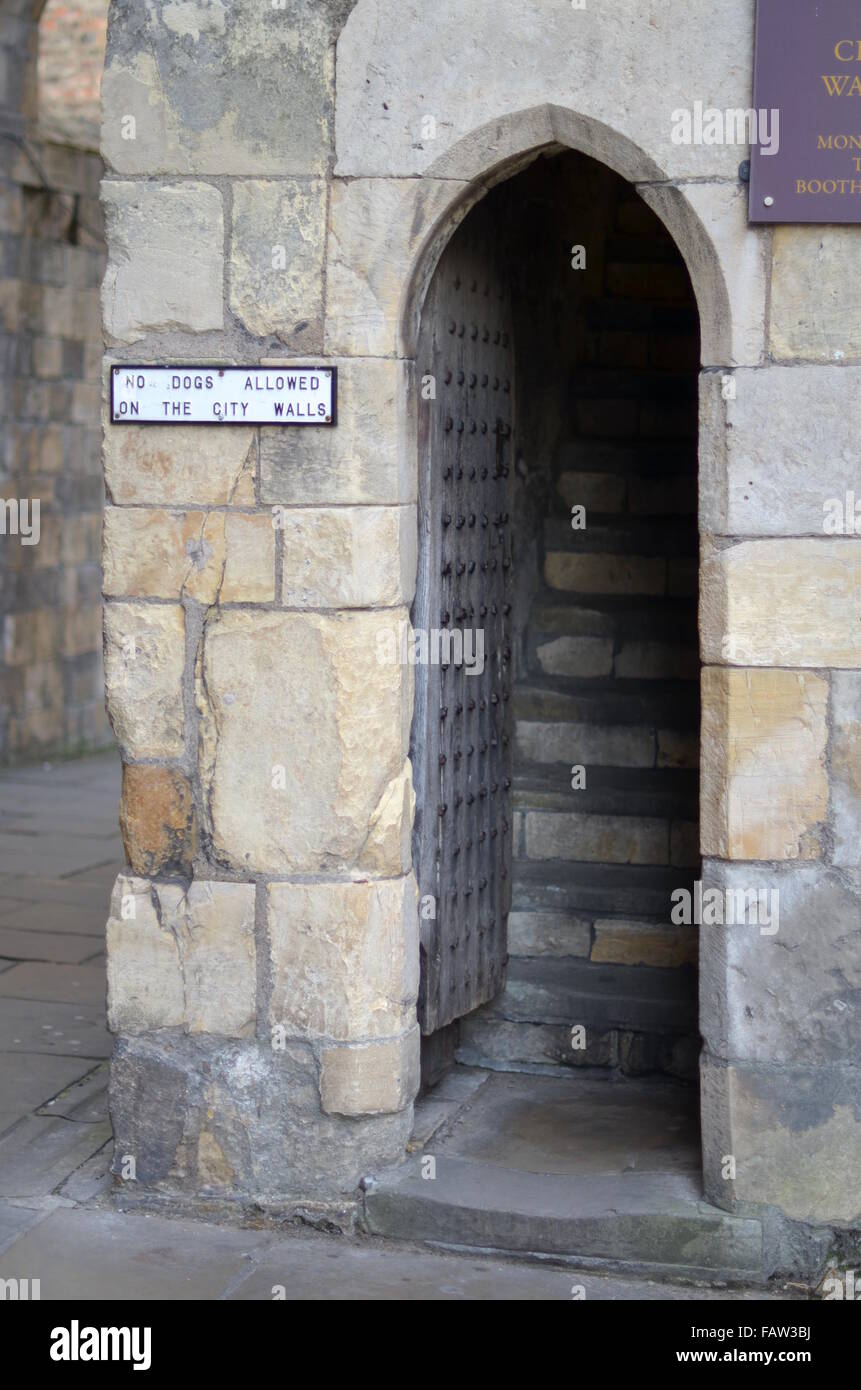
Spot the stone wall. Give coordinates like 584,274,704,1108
0,0,109,762
101,0,861,1228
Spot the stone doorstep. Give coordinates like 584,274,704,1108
363,1157,764,1283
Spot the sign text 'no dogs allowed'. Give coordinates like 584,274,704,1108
110,365,337,425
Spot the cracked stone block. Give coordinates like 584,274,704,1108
103,507,275,604
104,602,185,760
106,876,256,1037
103,421,255,506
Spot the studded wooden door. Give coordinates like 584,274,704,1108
412,217,515,1036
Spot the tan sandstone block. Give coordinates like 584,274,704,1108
280,505,416,608
103,508,274,604
119,764,196,876
770,226,861,362
229,179,326,341
324,178,468,357
102,181,224,343
592,919,697,968
104,602,185,760
107,877,256,1037
701,538,861,667
701,667,828,860
266,877,419,1042
197,608,412,873
104,421,255,505
320,1029,421,1117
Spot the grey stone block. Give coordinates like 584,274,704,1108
699,861,861,1065
109,1033,412,1201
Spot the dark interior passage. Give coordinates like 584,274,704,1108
416,150,701,1093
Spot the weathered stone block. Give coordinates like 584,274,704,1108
324,177,467,357
229,179,326,342
103,507,275,604
280,505,416,608
701,538,861,667
102,181,223,343
320,1028,421,1116
701,1052,861,1226
831,673,861,868
266,876,419,1042
104,602,185,760
107,876,256,1037
104,421,255,506
108,1033,413,1199
700,667,827,860
700,366,861,536
770,226,861,362
260,358,416,506
119,763,195,876
102,0,335,177
335,1,753,182
700,861,861,1066
197,608,412,873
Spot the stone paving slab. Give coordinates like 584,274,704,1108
0,928,105,964
0,1054,99,1134
0,837,122,877
0,1116,113,1198
0,996,111,1059
0,961,107,1005
0,901,106,936
0,876,115,910
0,1204,796,1302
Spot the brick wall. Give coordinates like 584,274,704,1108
0,2,109,762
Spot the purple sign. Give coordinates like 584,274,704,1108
750,0,861,223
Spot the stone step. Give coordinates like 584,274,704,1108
515,724,696,772
480,955,697,1034
557,470,696,516
514,763,698,820
512,859,695,918
364,1072,763,1282
514,676,699,732
530,592,696,642
532,632,698,681
543,515,697,557
506,910,698,970
455,1015,700,1080
544,550,696,597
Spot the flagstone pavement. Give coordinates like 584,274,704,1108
0,754,805,1301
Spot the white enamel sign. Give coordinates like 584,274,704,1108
110,365,337,425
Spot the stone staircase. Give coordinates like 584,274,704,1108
458,418,700,1080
